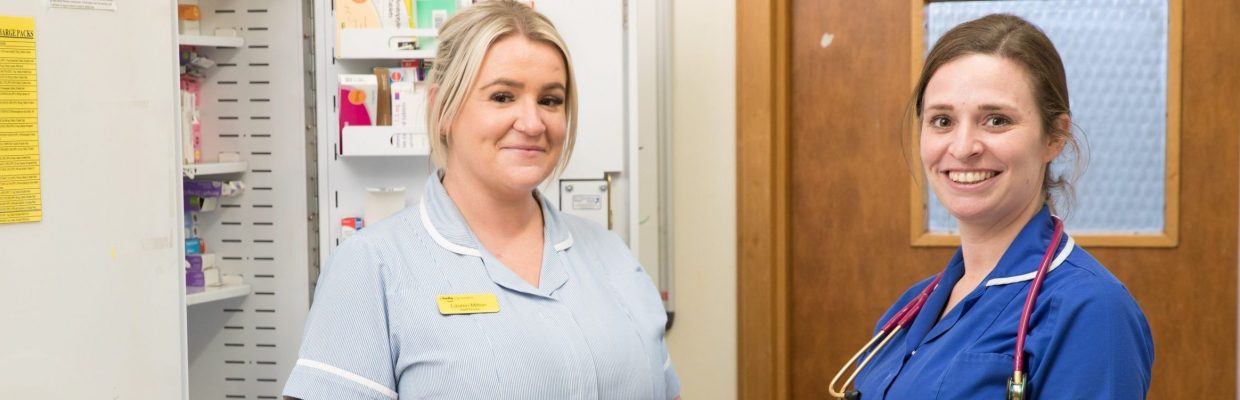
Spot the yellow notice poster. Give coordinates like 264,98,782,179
0,16,39,224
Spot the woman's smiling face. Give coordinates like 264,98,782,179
920,53,1063,227
443,35,568,196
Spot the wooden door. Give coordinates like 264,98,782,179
738,0,1240,398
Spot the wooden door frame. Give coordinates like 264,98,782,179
736,2,1192,397
736,0,791,398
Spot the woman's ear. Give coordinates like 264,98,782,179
1044,113,1070,162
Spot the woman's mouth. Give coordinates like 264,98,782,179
947,170,998,184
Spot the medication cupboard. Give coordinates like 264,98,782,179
0,0,671,398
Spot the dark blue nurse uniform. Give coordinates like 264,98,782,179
853,206,1154,399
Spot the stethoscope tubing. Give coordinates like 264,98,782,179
1014,217,1065,374
828,217,1065,399
827,272,945,397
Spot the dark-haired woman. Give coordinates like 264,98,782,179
846,14,1153,400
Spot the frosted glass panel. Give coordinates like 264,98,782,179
924,0,1168,234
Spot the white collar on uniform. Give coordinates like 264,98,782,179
420,200,483,257
984,235,1076,287
419,172,574,258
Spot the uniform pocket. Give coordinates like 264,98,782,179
936,352,1014,400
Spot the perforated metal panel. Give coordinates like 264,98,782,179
924,0,1168,234
184,0,314,399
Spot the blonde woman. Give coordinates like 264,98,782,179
283,1,679,399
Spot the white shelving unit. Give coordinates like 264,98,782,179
178,34,245,48
317,17,441,252
186,283,253,306
337,28,437,59
182,161,247,178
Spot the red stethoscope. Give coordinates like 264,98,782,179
828,217,1065,400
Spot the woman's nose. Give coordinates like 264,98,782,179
513,100,547,135
947,126,983,161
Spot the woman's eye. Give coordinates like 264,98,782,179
539,96,565,107
489,92,515,103
984,115,1011,127
928,116,952,129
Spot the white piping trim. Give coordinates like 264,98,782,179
419,199,482,257
295,358,398,400
553,236,574,252
985,236,1076,287
664,354,672,370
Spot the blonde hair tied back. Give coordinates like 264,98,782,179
425,0,578,180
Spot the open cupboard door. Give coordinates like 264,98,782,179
0,2,184,398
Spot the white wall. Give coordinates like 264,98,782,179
666,0,738,398
0,2,184,399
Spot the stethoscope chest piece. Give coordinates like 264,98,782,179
844,390,862,400
1007,373,1026,400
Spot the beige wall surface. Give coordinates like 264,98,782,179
667,0,738,398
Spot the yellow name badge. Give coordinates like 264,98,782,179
436,293,501,315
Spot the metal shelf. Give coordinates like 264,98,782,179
183,161,247,179
178,34,244,48
186,283,251,306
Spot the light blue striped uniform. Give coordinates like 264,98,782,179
284,172,680,399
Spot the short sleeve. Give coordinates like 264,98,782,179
1030,281,1154,399
664,348,682,399
283,236,399,400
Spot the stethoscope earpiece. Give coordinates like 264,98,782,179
844,389,862,400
